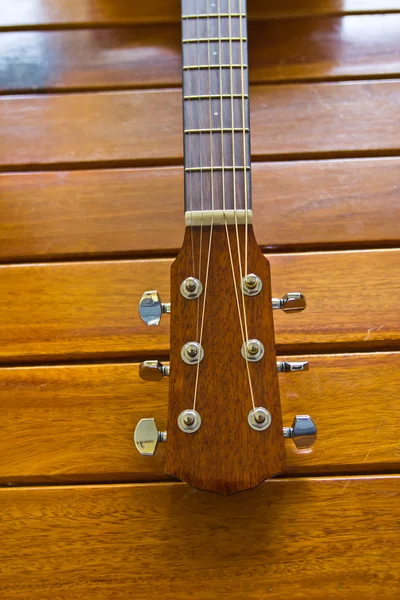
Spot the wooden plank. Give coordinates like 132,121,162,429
1,0,399,28
0,81,399,170
1,158,399,262
0,477,399,599
1,15,400,92
0,249,398,362
0,352,398,484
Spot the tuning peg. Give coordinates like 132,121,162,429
134,418,167,456
272,292,306,313
283,415,317,449
139,360,170,381
277,361,309,372
138,290,171,326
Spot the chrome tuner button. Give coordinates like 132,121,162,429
242,273,262,296
138,290,171,326
134,418,167,456
139,360,170,381
283,415,317,449
178,410,202,433
181,342,204,365
277,361,309,373
272,293,306,313
241,339,264,362
180,277,203,300
248,407,272,431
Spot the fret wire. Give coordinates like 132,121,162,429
184,94,248,99
182,13,246,19
183,65,248,70
185,166,250,172
184,128,249,133
183,37,247,43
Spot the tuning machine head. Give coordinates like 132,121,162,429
139,360,170,381
134,418,167,456
272,292,306,313
277,360,309,372
283,415,317,449
138,290,171,326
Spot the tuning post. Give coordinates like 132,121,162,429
241,339,264,362
138,290,171,326
277,361,309,372
178,409,202,433
272,292,306,313
139,360,170,381
283,415,317,449
181,342,204,365
242,273,262,296
134,418,167,456
180,277,203,299
248,407,272,431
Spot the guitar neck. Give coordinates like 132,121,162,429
181,0,252,225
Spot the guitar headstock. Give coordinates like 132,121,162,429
135,225,317,495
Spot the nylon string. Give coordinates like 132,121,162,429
225,0,255,410
192,0,214,411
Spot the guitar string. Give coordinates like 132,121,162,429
222,0,247,348
239,0,249,288
194,0,203,344
192,0,215,411
187,2,196,279
225,0,255,410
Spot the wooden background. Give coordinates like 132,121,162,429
0,0,399,597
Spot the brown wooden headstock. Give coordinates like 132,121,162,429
164,225,286,495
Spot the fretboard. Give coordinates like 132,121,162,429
181,0,252,224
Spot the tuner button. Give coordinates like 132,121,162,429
134,418,167,456
283,415,317,449
138,290,171,326
139,360,170,381
277,361,309,373
272,292,306,313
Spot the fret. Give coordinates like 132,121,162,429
185,166,250,172
182,37,247,43
184,128,249,133
184,94,248,99
182,14,246,19
183,65,247,70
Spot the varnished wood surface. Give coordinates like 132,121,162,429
0,477,399,599
1,158,399,262
0,249,398,362
0,352,398,484
1,0,399,28
167,227,285,494
2,15,400,93
7,15,400,93
1,80,399,170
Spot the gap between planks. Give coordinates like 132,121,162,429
1,473,399,490
2,73,400,97
1,147,400,174
1,8,400,32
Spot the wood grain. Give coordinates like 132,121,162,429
0,249,399,363
1,0,399,28
0,352,399,484
0,477,399,599
1,158,399,262
166,227,285,494
2,15,400,92
0,80,399,170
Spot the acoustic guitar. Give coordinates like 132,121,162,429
1,0,399,597
135,0,317,494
